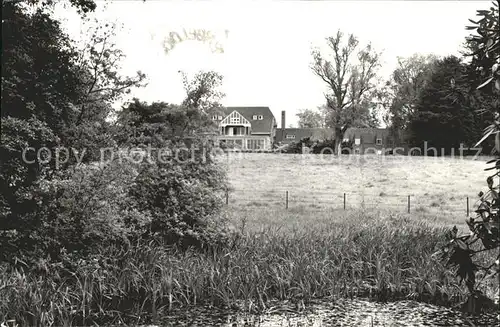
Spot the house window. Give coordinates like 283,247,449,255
212,115,218,120
246,139,265,150
252,115,258,120
355,138,361,145
230,116,241,124
218,115,223,120
376,138,382,145
258,115,263,120
286,134,296,139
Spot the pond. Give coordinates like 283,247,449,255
158,298,499,326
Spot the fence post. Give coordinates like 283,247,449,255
286,191,289,209
466,196,469,216
225,189,229,205
407,195,411,213
344,193,346,210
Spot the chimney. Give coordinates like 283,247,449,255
281,110,286,129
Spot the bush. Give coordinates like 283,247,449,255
312,139,337,154
0,159,148,264
130,141,228,249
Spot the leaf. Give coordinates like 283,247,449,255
477,76,494,89
487,176,494,189
455,239,468,250
474,127,495,147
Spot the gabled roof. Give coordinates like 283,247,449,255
222,106,276,134
220,110,251,126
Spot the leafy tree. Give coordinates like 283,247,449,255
311,30,382,153
408,56,487,154
114,70,229,249
383,54,438,144
181,70,224,113
0,0,146,261
296,108,325,128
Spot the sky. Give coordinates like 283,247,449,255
54,0,492,127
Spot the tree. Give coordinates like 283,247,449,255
383,54,438,144
0,0,146,260
311,30,382,153
116,73,229,249
296,108,325,128
408,56,486,154
65,20,146,160
179,70,225,134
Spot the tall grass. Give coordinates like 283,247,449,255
1,212,497,326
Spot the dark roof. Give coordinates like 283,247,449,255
343,128,390,143
276,128,335,142
223,107,276,134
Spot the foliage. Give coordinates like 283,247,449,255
181,71,225,113
130,155,228,250
465,0,500,94
2,213,498,326
439,174,500,313
382,54,438,143
439,1,500,314
311,30,382,153
340,139,354,154
296,109,325,128
1,1,148,264
408,56,489,154
115,99,211,147
1,0,227,268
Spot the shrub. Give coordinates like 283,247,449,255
311,139,337,154
130,141,228,249
0,159,150,264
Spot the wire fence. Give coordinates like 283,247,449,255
222,189,479,215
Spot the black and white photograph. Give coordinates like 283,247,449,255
1,0,499,326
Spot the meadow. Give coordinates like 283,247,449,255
220,153,494,229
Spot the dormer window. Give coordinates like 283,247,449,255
258,115,263,120
252,115,258,120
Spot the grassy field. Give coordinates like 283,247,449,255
219,153,494,229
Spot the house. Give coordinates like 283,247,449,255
212,106,277,151
274,110,334,145
342,127,392,154
274,110,409,154
275,128,335,145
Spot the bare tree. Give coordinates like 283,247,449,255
311,30,381,153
